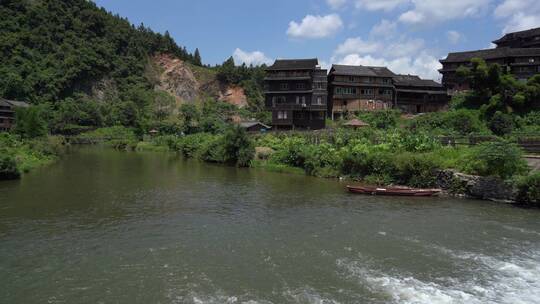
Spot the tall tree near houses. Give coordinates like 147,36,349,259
194,48,202,66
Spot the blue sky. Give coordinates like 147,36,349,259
93,0,540,80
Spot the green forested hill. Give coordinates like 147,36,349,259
0,0,198,103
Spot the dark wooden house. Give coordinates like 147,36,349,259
0,98,30,131
493,27,540,49
264,59,327,130
328,65,395,120
393,75,449,113
440,27,540,94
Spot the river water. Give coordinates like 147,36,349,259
1,147,539,304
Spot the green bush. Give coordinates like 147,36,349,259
410,109,487,135
221,126,255,167
516,172,540,206
489,111,514,136
516,111,540,133
463,141,528,179
303,143,342,177
14,106,48,138
393,153,440,187
357,110,400,129
385,130,441,152
176,133,216,158
270,137,310,168
78,126,137,141
0,154,20,180
340,143,395,179
198,137,225,163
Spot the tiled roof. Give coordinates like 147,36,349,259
331,65,396,77
344,119,370,127
393,75,443,88
0,98,30,108
440,47,540,63
239,121,271,129
494,27,540,43
267,59,319,71
370,67,396,77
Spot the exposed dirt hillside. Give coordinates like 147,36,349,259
151,54,248,107
219,86,248,108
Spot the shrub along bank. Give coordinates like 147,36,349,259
0,133,66,180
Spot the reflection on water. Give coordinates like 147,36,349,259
1,147,539,303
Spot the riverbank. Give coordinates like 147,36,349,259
101,127,538,206
0,133,67,180
11,124,537,206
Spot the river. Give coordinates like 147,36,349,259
1,147,539,304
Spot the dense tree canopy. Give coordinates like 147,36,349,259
456,58,540,117
0,0,199,104
216,56,267,111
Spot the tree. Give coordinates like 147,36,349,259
14,106,48,138
465,141,528,179
455,58,535,117
0,154,20,180
489,111,514,136
217,56,238,83
193,48,202,66
153,91,175,121
179,103,201,134
221,125,255,167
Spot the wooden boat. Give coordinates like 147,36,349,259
347,185,441,197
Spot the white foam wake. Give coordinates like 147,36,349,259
337,246,540,304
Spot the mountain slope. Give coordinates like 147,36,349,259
0,0,198,103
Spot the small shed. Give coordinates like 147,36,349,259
343,119,370,129
0,98,30,131
239,121,271,133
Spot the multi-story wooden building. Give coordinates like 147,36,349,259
264,59,327,130
0,98,30,131
327,65,395,120
493,27,540,49
440,27,540,93
393,75,449,114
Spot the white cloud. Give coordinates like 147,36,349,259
327,0,347,9
447,30,462,44
399,10,425,23
232,48,272,66
335,36,424,58
398,0,491,25
370,19,398,38
354,0,409,11
337,52,442,80
287,14,344,39
386,38,424,58
335,37,382,55
332,34,439,80
494,0,540,33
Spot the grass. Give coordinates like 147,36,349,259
1,134,65,178
251,160,306,175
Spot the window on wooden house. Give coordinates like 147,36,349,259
280,83,289,90
278,111,288,119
